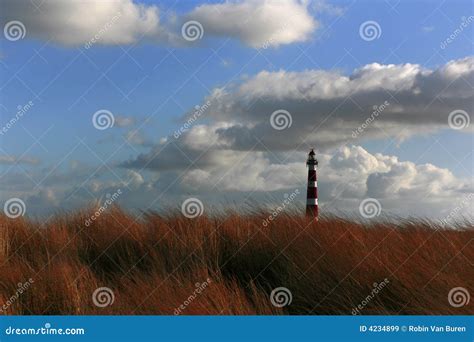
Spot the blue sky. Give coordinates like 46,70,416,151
0,0,472,219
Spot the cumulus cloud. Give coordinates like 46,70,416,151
185,0,317,48
1,0,318,48
120,57,473,173
1,0,169,46
320,146,472,217
190,57,473,151
324,146,466,200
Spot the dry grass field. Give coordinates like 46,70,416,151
0,207,472,315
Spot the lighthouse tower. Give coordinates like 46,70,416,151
306,149,318,218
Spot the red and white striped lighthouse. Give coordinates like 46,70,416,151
306,149,318,218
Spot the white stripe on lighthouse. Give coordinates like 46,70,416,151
306,198,318,205
308,165,317,170
308,181,317,187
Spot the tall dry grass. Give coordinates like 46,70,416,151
0,207,472,315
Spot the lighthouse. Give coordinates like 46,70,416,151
306,149,318,218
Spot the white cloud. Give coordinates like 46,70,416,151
191,57,474,151
324,146,464,201
1,0,167,46
322,146,472,218
186,0,317,48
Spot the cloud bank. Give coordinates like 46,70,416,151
1,0,318,48
1,0,165,46
198,57,473,151
122,57,473,173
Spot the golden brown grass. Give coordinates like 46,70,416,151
0,207,472,315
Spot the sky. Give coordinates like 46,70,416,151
0,0,473,221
